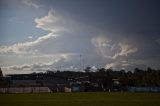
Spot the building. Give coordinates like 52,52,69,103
5,73,69,92
4,73,91,93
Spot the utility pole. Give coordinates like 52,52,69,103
79,54,85,71
82,58,85,71
80,54,82,71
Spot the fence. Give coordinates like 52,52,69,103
0,87,52,93
128,87,160,92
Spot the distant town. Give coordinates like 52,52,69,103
0,67,160,93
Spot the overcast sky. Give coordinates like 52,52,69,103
0,0,160,75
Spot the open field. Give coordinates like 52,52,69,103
0,92,160,106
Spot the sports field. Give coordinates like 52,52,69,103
0,92,160,106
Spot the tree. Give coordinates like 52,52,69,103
0,67,3,77
98,68,106,72
84,67,91,73
0,68,6,87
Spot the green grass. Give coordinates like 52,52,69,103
0,92,160,106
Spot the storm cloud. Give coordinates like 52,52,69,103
0,0,160,75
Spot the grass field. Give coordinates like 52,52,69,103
0,92,160,106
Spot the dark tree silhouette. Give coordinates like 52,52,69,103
84,67,91,73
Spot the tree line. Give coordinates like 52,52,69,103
0,67,160,88
53,67,160,87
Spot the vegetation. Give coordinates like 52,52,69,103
52,67,160,87
1,67,160,88
0,68,7,87
0,92,160,106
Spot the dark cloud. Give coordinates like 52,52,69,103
1,0,160,74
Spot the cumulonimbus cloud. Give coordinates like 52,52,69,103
0,9,81,74
92,35,138,70
0,9,66,55
92,36,138,59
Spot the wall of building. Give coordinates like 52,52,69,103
0,87,51,93
11,80,38,86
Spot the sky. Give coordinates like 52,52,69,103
0,0,160,75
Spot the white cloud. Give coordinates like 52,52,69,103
35,9,68,33
62,66,79,72
91,35,137,60
112,43,138,59
0,32,57,55
21,0,40,8
92,36,111,48
92,35,138,60
0,9,82,74
0,9,67,55
9,64,32,71
91,66,97,72
105,63,116,69
105,61,130,70
3,63,55,73
0,9,78,56
91,36,114,58
92,36,138,70
122,63,129,66
2,53,70,74
28,36,33,39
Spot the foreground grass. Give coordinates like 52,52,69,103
0,92,160,106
